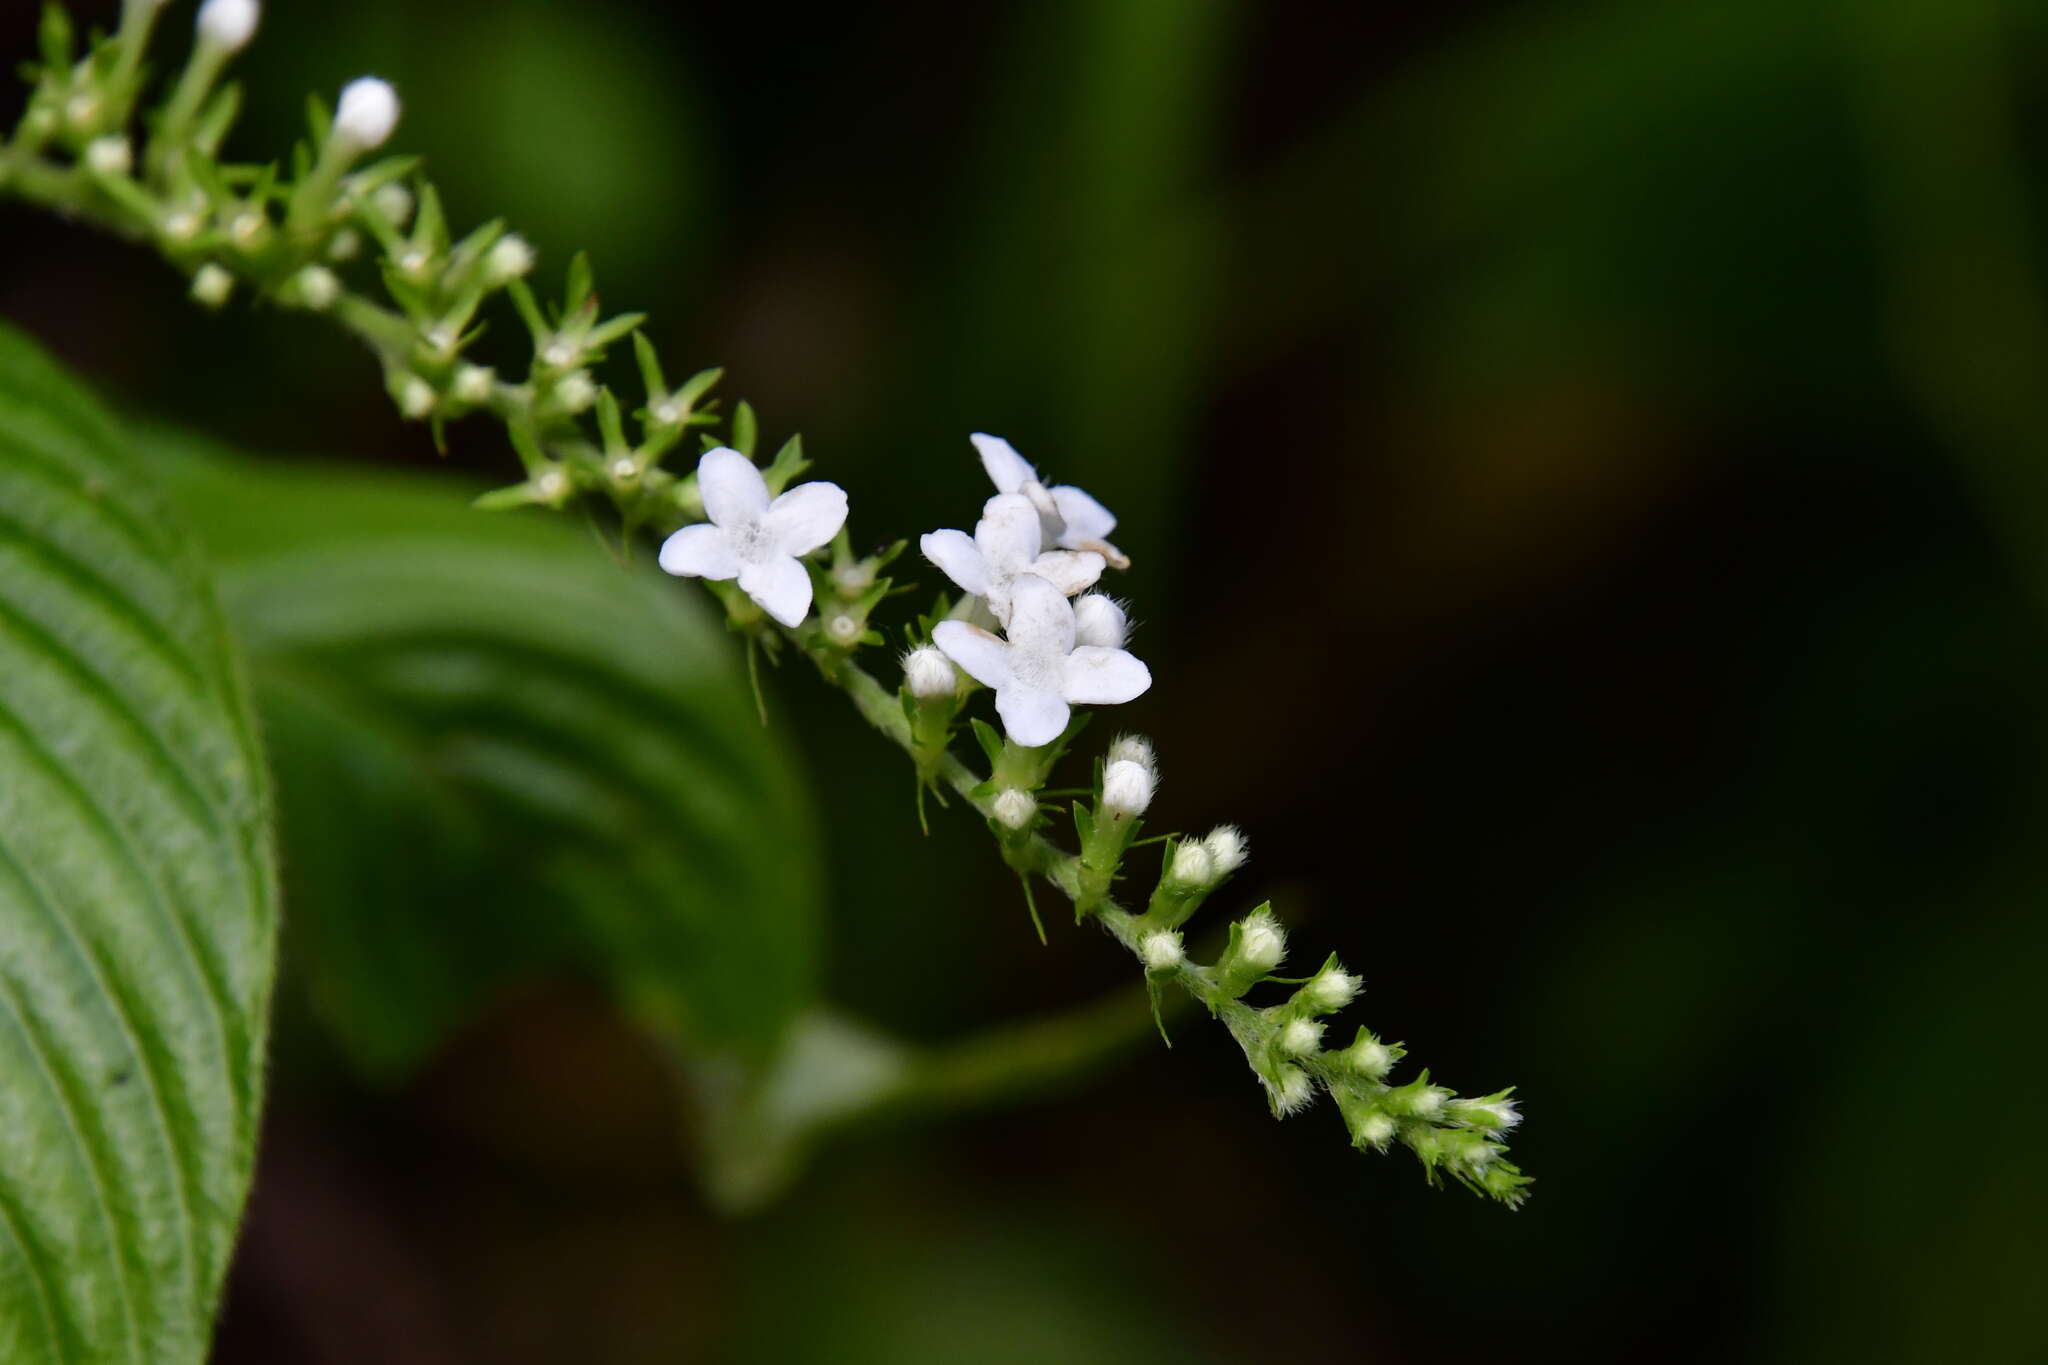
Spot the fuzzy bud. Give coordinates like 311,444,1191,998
190,263,233,308
1138,929,1183,972
1100,758,1154,818
326,228,362,262
1342,1032,1397,1081
554,372,597,413
1203,825,1247,877
1279,1017,1324,1056
1387,1077,1449,1121
1106,734,1155,774
196,0,259,53
1272,1068,1315,1116
398,375,436,420
992,788,1036,831
1168,840,1214,888
484,234,535,284
1238,909,1286,972
1446,1094,1522,1135
1302,963,1359,1014
452,365,495,405
84,136,132,177
291,265,339,311
1072,594,1126,649
903,647,956,700
369,182,414,228
1355,1111,1396,1149
333,77,400,151
533,468,570,503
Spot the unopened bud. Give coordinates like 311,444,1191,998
190,263,233,308
1203,825,1247,876
484,234,535,284
1279,1017,1323,1056
992,788,1036,831
1387,1078,1449,1121
370,182,414,228
1138,929,1183,972
1272,1069,1315,1116
1302,964,1359,1013
824,613,861,647
1355,1111,1396,1149
1342,1032,1397,1082
554,372,597,413
291,265,339,310
903,647,955,700
1106,734,1155,774
1072,594,1126,648
84,136,132,177
1100,758,1153,818
1445,1094,1522,1134
196,0,259,53
1168,841,1214,887
333,77,400,152
326,227,362,261
533,468,570,503
452,364,495,405
1238,909,1286,972
398,375,436,419
160,209,201,244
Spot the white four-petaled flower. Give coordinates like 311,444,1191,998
972,433,1127,569
658,447,848,627
933,574,1150,747
920,492,1104,625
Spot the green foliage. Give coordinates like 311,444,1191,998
0,324,277,1362
145,436,824,1079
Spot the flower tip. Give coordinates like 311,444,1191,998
197,0,260,52
1138,929,1183,973
903,646,956,701
334,77,400,151
1203,825,1247,876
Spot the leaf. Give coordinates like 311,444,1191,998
0,325,278,1362
144,435,822,1078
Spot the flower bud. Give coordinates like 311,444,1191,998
992,788,1036,831
398,375,436,419
1279,1017,1323,1056
903,646,955,700
1341,1030,1399,1082
1168,840,1213,887
452,364,495,405
824,613,861,647
291,265,339,310
554,372,597,413
1271,1068,1315,1116
190,263,234,308
326,227,362,261
1238,908,1286,972
1138,929,1183,972
370,182,414,228
84,136,132,177
196,0,259,53
1302,962,1359,1014
333,77,400,151
1445,1093,1521,1135
1354,1110,1396,1150
1385,1076,1449,1121
1072,593,1126,648
1203,825,1246,876
1106,734,1155,774
1100,758,1153,818
484,234,535,284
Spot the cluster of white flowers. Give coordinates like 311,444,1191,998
923,437,1151,747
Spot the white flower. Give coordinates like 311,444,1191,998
932,573,1150,748
1101,758,1154,817
920,493,1103,625
658,447,848,628
972,433,1127,569
1072,594,1126,648
333,77,400,151
197,0,259,53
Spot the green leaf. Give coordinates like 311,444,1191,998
0,325,278,1363
145,435,822,1078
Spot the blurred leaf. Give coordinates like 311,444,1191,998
146,436,821,1078
0,325,277,1361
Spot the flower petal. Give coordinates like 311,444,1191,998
1062,646,1151,705
763,480,849,556
920,529,991,598
996,685,1071,748
1003,573,1076,657
1026,550,1105,597
972,432,1037,496
737,554,814,627
698,447,770,527
933,620,1013,690
974,493,1042,573
658,523,741,580
1049,482,1118,548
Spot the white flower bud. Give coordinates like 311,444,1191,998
326,227,362,261
452,364,495,405
1072,594,1126,648
541,339,578,369
398,375,436,419
554,372,597,413
1446,1096,1521,1134
1304,964,1358,1013
1273,1068,1315,1115
1238,909,1286,972
1344,1035,1394,1081
229,210,266,247
370,182,414,228
609,456,639,483
1280,1017,1324,1056
1106,734,1155,774
1403,1086,1448,1121
84,136,132,177
395,247,432,281
1100,758,1154,818
825,613,861,647
833,560,875,595
484,234,535,283
533,468,569,502
190,263,234,308
64,93,100,133
292,265,339,310
652,400,683,427
903,647,955,700
196,0,259,53
1138,929,1183,972
992,788,1036,831
333,77,400,151
160,209,201,244
1169,840,1213,887
1356,1112,1396,1148
1203,825,1247,876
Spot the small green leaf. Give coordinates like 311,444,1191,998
0,324,279,1363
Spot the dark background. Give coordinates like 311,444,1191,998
6,0,2047,1360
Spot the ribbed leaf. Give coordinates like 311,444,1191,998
0,326,277,1362
147,436,822,1078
